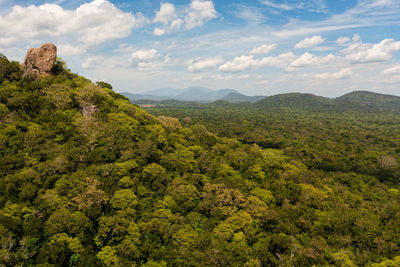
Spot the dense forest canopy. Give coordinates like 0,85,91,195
1,54,400,266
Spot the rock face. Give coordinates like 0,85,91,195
21,43,57,78
81,105,99,117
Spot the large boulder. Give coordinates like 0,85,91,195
21,43,57,78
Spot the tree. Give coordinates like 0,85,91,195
96,81,113,90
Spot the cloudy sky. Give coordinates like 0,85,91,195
1,0,400,97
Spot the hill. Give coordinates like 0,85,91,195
121,87,260,103
220,92,266,103
129,90,400,112
250,91,400,112
1,50,400,266
336,90,400,111
254,92,334,110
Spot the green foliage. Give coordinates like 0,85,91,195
0,55,22,84
51,57,68,75
0,53,399,266
96,81,113,90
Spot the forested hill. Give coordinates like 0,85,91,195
256,91,400,112
128,90,400,112
336,91,400,110
253,93,335,110
1,53,400,266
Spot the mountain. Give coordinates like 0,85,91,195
120,92,171,102
121,87,259,103
176,87,237,102
143,87,185,97
251,91,400,112
220,92,266,103
124,90,400,112
254,92,335,110
335,90,400,111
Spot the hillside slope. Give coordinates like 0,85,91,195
1,54,400,266
251,91,400,112
336,90,400,111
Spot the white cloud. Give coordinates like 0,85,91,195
0,0,145,47
352,34,361,42
185,0,217,29
262,0,294,10
0,36,18,48
58,44,85,56
341,38,400,63
153,0,217,35
82,56,104,69
259,52,296,67
336,36,350,45
154,2,176,24
295,35,325,49
250,44,277,55
192,75,203,81
187,57,224,72
129,49,158,66
382,64,400,74
237,74,250,79
289,52,335,69
261,0,327,12
214,74,250,80
315,68,352,79
153,27,166,36
233,4,266,25
214,74,233,80
219,55,259,72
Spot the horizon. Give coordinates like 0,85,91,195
131,87,400,99
1,0,400,97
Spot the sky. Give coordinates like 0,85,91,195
0,0,400,97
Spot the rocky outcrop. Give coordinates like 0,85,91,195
81,105,99,117
21,43,57,78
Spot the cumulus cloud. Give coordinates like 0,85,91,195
154,2,176,24
289,52,335,69
153,18,184,36
129,49,159,67
341,39,400,63
0,37,18,48
382,65,400,75
352,34,361,42
259,52,296,67
214,74,233,80
217,52,297,73
58,44,86,56
250,44,277,55
82,56,105,69
336,36,350,45
214,74,250,80
152,0,217,35
295,35,325,49
218,55,259,72
315,68,352,79
0,0,145,47
185,0,217,29
187,57,224,72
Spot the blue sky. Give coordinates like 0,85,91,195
1,0,400,97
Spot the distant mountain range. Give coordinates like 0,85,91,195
124,89,400,112
121,87,266,103
254,91,400,112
